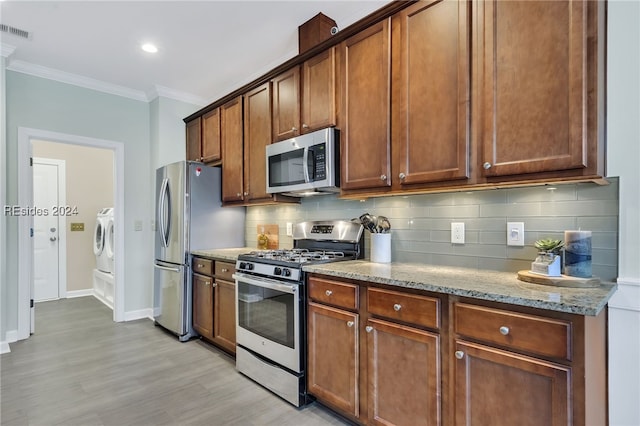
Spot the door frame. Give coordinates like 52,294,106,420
32,157,68,301
17,127,125,340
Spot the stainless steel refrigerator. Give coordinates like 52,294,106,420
153,161,245,341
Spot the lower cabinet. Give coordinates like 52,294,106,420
307,273,607,426
192,257,237,355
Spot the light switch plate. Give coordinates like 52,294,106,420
507,222,525,246
451,222,465,244
134,220,143,231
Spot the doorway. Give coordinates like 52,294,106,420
17,127,125,340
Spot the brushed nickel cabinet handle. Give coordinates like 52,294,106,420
399,173,406,180
380,175,387,181
455,351,464,359
393,304,402,311
346,321,355,328
483,162,492,170
325,290,333,296
221,268,228,273
499,326,510,336
365,326,373,333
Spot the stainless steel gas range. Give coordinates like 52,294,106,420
233,220,364,407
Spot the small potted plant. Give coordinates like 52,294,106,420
531,238,564,276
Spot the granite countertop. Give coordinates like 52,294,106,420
303,260,617,316
191,247,255,262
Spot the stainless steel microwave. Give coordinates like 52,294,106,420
266,127,340,197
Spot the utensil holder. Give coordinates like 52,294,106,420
371,233,391,263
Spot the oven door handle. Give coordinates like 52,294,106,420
233,273,298,295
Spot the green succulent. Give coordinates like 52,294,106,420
534,238,564,253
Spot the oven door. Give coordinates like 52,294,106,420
233,272,301,373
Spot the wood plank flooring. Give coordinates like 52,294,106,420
1,297,350,426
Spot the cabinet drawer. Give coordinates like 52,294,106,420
367,287,440,329
454,303,572,360
308,277,358,310
192,257,213,276
215,261,235,281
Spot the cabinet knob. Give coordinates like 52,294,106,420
244,192,248,196
236,193,241,197
197,263,204,268
205,280,211,286
302,123,309,129
221,268,228,273
499,326,510,336
325,290,333,296
399,173,406,180
365,326,373,333
347,321,354,328
291,127,298,132
455,351,465,359
380,174,387,181
483,162,492,170
212,283,217,288
393,303,402,311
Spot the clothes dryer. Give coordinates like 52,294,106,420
94,208,113,274
104,210,115,274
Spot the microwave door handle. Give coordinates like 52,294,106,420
302,147,311,183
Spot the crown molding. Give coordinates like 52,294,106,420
7,59,149,101
147,85,208,107
1,43,17,58
6,59,206,105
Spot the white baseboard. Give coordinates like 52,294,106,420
124,308,154,322
1,330,18,354
609,278,640,312
66,289,94,298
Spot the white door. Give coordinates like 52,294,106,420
33,160,61,301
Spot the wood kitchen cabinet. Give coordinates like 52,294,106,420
391,0,470,189
186,109,222,164
192,257,214,340
307,276,442,425
301,47,337,133
243,83,274,204
339,19,391,192
192,257,237,355
220,96,245,203
476,0,602,181
451,300,606,426
272,67,301,142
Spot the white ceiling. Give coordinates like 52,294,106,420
0,0,387,106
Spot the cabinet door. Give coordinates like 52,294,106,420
186,117,202,162
244,83,273,203
213,278,236,354
340,19,391,191
392,0,470,187
367,318,440,426
477,0,589,177
221,96,245,203
454,340,571,426
272,67,301,142
201,108,221,164
302,47,336,133
192,273,213,339
308,302,359,418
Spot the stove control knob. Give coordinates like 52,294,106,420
247,263,254,271
239,262,246,270
283,269,291,277
274,267,282,276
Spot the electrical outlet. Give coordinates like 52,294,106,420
134,220,143,231
507,222,525,246
286,222,293,237
451,222,465,244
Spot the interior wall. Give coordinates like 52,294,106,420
1,55,7,348
32,140,114,292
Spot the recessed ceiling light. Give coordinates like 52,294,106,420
141,43,158,53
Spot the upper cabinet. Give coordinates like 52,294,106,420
391,0,470,189
186,110,221,164
220,96,244,204
476,0,600,180
301,47,337,133
272,67,301,142
339,19,392,192
244,83,274,204
186,117,202,162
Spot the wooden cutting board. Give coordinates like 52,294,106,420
257,224,279,250
517,270,601,288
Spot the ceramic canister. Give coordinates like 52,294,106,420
564,230,592,278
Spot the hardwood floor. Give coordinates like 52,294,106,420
1,297,350,426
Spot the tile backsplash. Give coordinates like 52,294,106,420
246,178,619,281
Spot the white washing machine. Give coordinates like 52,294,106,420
94,207,113,274
104,210,115,275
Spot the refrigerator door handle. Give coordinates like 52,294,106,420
154,262,181,273
159,177,170,248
